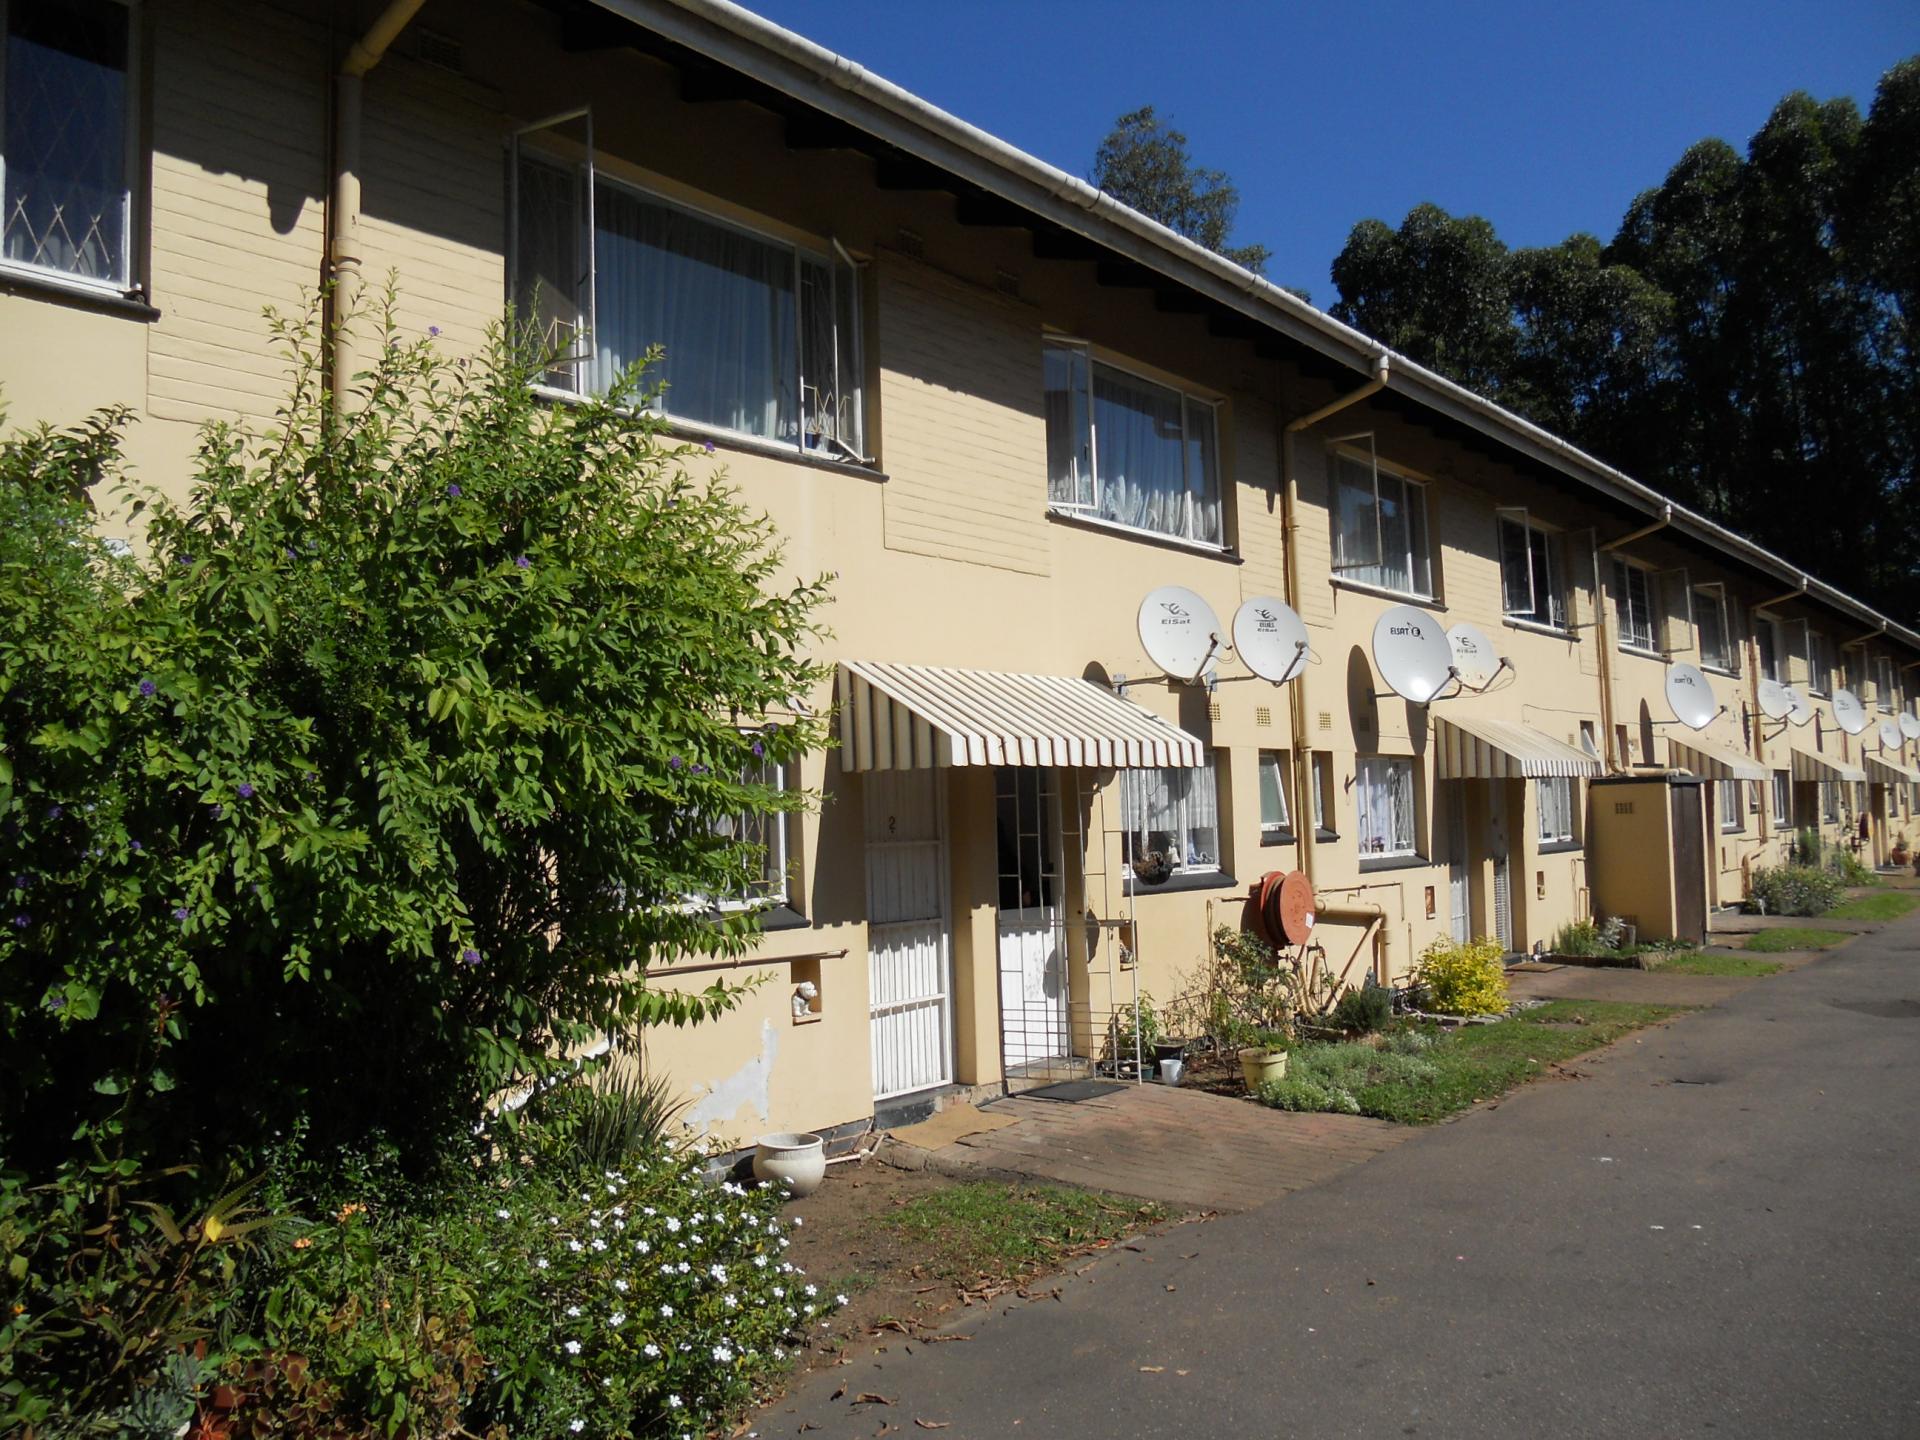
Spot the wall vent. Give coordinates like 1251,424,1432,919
1317,711,1333,731
1208,701,1222,722
1255,706,1272,727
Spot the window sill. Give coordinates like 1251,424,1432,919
1331,576,1442,609
1617,644,1663,661
0,263,159,321
754,904,812,933
1046,507,1237,561
1538,839,1582,855
1315,828,1340,844
1359,852,1430,873
1125,868,1239,898
1502,615,1578,642
1260,830,1297,847
1702,664,1741,680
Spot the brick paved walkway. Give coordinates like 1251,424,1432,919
884,1081,1411,1212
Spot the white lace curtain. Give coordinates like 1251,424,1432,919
1122,762,1220,871
1357,759,1415,856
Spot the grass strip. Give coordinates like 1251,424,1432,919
1648,950,1784,976
1826,891,1920,922
881,1182,1163,1282
1743,926,1853,952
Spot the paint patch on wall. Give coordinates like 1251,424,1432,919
683,1020,778,1133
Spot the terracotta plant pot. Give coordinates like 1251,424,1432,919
1239,1047,1289,1092
752,1132,827,1196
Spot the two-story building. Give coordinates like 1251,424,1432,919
5,0,1918,1144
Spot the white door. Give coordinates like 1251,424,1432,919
864,770,952,1100
995,769,1068,1069
1492,853,1513,952
1446,785,1470,944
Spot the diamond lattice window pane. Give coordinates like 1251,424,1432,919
4,0,130,284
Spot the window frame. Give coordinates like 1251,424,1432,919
1310,751,1335,836
1331,445,1434,602
1611,559,1659,655
1042,337,1225,551
1807,631,1832,697
1121,754,1224,878
1536,775,1576,846
1717,778,1745,833
510,141,866,462
1695,585,1736,673
1771,771,1791,830
1499,514,1568,632
1257,749,1294,843
0,0,141,298
1355,755,1419,860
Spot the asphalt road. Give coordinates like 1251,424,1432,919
764,919,1920,1438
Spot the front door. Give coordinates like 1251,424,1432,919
994,768,1068,1071
1445,783,1471,944
1669,781,1708,944
1488,793,1513,951
864,770,953,1100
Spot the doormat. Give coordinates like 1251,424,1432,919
1020,1080,1125,1103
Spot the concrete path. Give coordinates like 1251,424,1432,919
1506,965,1759,1006
883,1081,1413,1213
766,917,1920,1438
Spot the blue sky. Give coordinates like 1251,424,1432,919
741,0,1918,302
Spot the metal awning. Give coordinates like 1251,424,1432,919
1865,752,1920,786
1789,746,1867,784
836,660,1205,771
1667,735,1768,782
1433,714,1603,780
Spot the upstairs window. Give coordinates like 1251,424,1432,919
1696,588,1735,672
1334,451,1432,599
1044,341,1222,547
1356,756,1417,859
512,144,864,460
1807,631,1832,696
2,0,133,288
1757,621,1783,684
1122,757,1221,876
1612,561,1657,653
1499,518,1566,630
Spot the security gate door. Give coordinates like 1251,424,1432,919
995,768,1068,1070
1445,784,1471,944
864,770,953,1100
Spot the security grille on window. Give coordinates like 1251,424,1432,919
1718,779,1744,832
1334,449,1432,598
1356,756,1416,858
708,755,789,906
1122,758,1221,874
2,0,133,288
511,144,864,460
1772,771,1791,829
1043,340,1222,547
1258,750,1293,840
1696,588,1735,671
1536,776,1575,844
1612,561,1657,652
1500,518,1566,629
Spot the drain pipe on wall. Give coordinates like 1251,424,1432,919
327,0,428,417
1281,352,1391,887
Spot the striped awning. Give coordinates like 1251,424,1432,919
1667,734,1768,782
1433,714,1603,780
1865,752,1920,786
836,660,1205,771
1789,745,1867,784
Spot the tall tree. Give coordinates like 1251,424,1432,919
1091,105,1272,275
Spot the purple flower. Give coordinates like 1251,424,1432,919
138,678,157,698
429,325,442,337
210,804,224,820
45,805,63,821
12,914,29,929
237,782,255,799
12,874,29,889
751,741,764,758
46,995,65,1011
668,756,684,770
129,840,143,853
461,947,481,967
763,722,780,735
690,763,709,776
446,483,463,499
172,906,190,923
284,547,297,562
514,555,531,570
703,439,716,455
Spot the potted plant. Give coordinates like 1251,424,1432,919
1238,1030,1290,1091
1893,832,1911,867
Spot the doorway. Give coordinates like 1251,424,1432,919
994,768,1069,1074
864,770,953,1101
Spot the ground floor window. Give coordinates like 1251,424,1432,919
1258,750,1293,840
1772,772,1790,829
1122,756,1221,874
1536,776,1576,845
707,754,789,906
1718,779,1745,833
1821,781,1839,824
1356,756,1417,859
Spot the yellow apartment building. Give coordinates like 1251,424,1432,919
4,0,1918,1143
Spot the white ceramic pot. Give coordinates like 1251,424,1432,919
752,1131,827,1196
1159,1057,1184,1086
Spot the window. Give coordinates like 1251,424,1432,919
704,754,791,907
1718,779,1745,832
2,0,133,289
1874,657,1896,708
1500,519,1566,629
1696,588,1735,672
1043,341,1222,547
1258,750,1293,840
1356,756,1417,859
1820,780,1838,824
1122,757,1221,875
1333,451,1432,598
1749,779,1761,814
1772,771,1791,829
1536,777,1576,845
1612,561,1657,653
1311,752,1334,834
1807,632,1832,697
1757,622,1784,684
512,151,864,458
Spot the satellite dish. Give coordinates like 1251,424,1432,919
1137,586,1222,682
1831,687,1868,735
1756,678,1793,721
1786,686,1816,727
1231,597,1310,685
1446,623,1501,691
1664,663,1717,731
1372,605,1455,703
1878,719,1902,752
1901,713,1920,741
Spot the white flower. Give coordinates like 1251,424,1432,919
563,1340,582,1355
535,1257,550,1271
835,1293,849,1306
644,1342,661,1358
667,1395,683,1410
709,1264,728,1283
494,1208,511,1220
792,1216,803,1227
723,1293,739,1310
569,1422,585,1434
753,1256,767,1268
779,1237,790,1249
591,1238,607,1252
568,1240,583,1253
635,1239,651,1254
588,1216,602,1229
614,1278,629,1293
659,1303,674,1318
566,1305,581,1317
712,1344,734,1363
677,1261,691,1274
772,1286,784,1298
664,1217,682,1234
610,1311,625,1326
642,1206,656,1217
804,1284,818,1298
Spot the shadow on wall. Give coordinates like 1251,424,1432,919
1638,698,1657,767
1347,645,1380,751
807,750,867,929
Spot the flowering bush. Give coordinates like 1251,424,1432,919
242,1144,840,1439
1413,935,1510,1016
1748,864,1844,917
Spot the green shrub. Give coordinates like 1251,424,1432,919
1414,936,1509,1016
1330,976,1393,1036
1749,864,1844,917
1551,920,1604,956
1255,1039,1439,1115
